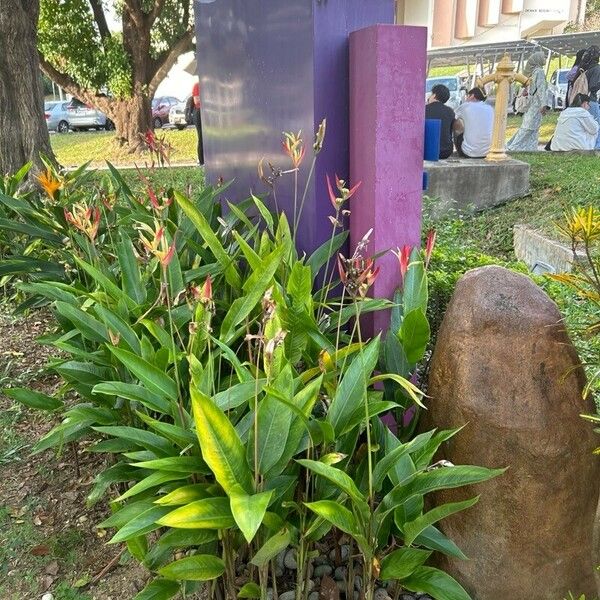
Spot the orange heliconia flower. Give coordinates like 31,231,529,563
37,168,62,200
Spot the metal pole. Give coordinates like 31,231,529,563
545,49,552,78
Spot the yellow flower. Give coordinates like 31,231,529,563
37,168,62,200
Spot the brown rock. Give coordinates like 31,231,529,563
425,266,600,599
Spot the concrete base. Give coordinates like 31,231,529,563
424,158,530,219
514,224,585,274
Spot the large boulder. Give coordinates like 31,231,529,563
425,265,600,599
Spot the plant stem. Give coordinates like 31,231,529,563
294,156,316,235
316,209,341,322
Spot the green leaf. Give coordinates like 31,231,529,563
296,459,364,505
92,382,172,415
238,582,262,598
115,471,187,502
220,244,286,344
230,490,273,543
175,190,241,290
109,505,172,544
3,387,63,411
87,463,141,506
214,379,266,411
133,457,207,475
379,548,432,580
95,305,141,354
251,528,292,567
155,528,218,549
307,230,348,278
159,554,225,581
157,497,234,529
399,309,430,364
93,426,174,457
402,249,427,316
54,301,109,344
131,578,180,600
108,346,178,402
383,331,411,379
155,484,212,506
414,525,467,559
304,500,358,536
401,566,471,600
73,255,136,310
327,337,380,435
403,497,479,546
99,500,155,529
368,373,425,408
117,230,146,304
191,387,253,496
380,466,504,517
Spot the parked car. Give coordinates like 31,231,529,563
152,96,180,128
425,75,466,111
168,96,194,130
547,68,570,110
66,98,113,131
44,101,70,133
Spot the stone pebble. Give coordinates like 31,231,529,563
313,564,333,578
279,592,295,600
284,548,298,570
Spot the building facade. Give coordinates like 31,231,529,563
397,0,585,48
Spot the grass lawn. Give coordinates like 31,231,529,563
51,127,198,168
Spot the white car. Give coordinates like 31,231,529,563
169,97,194,130
547,68,570,110
425,76,466,111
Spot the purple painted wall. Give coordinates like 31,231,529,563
349,25,427,333
194,0,394,256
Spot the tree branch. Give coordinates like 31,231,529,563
148,27,195,98
38,53,113,113
88,0,110,40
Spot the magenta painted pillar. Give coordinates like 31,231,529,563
349,25,427,333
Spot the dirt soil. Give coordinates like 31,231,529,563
0,305,150,600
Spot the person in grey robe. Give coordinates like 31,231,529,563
507,52,548,152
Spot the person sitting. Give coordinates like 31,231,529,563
550,94,599,151
425,84,456,159
453,88,494,159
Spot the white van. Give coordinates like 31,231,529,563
425,76,466,111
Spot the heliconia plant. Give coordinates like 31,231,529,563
0,128,503,600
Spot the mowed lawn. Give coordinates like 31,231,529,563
51,126,198,167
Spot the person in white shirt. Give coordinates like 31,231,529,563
453,88,495,158
550,94,599,151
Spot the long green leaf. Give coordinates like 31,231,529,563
159,554,225,581
251,528,292,567
157,497,234,529
108,346,178,402
304,500,358,536
403,496,479,546
414,525,467,559
117,230,146,304
3,387,63,411
379,548,432,581
401,567,470,600
191,387,254,496
131,578,180,600
93,426,174,457
327,337,380,435
109,505,172,544
92,381,172,415
175,190,241,290
296,459,364,505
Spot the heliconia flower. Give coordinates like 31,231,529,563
282,131,305,169
337,254,348,285
37,168,62,200
393,245,412,282
313,118,327,154
64,202,101,241
138,220,176,267
425,229,437,268
327,174,361,211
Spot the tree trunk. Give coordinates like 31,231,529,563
0,0,54,175
106,95,154,152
